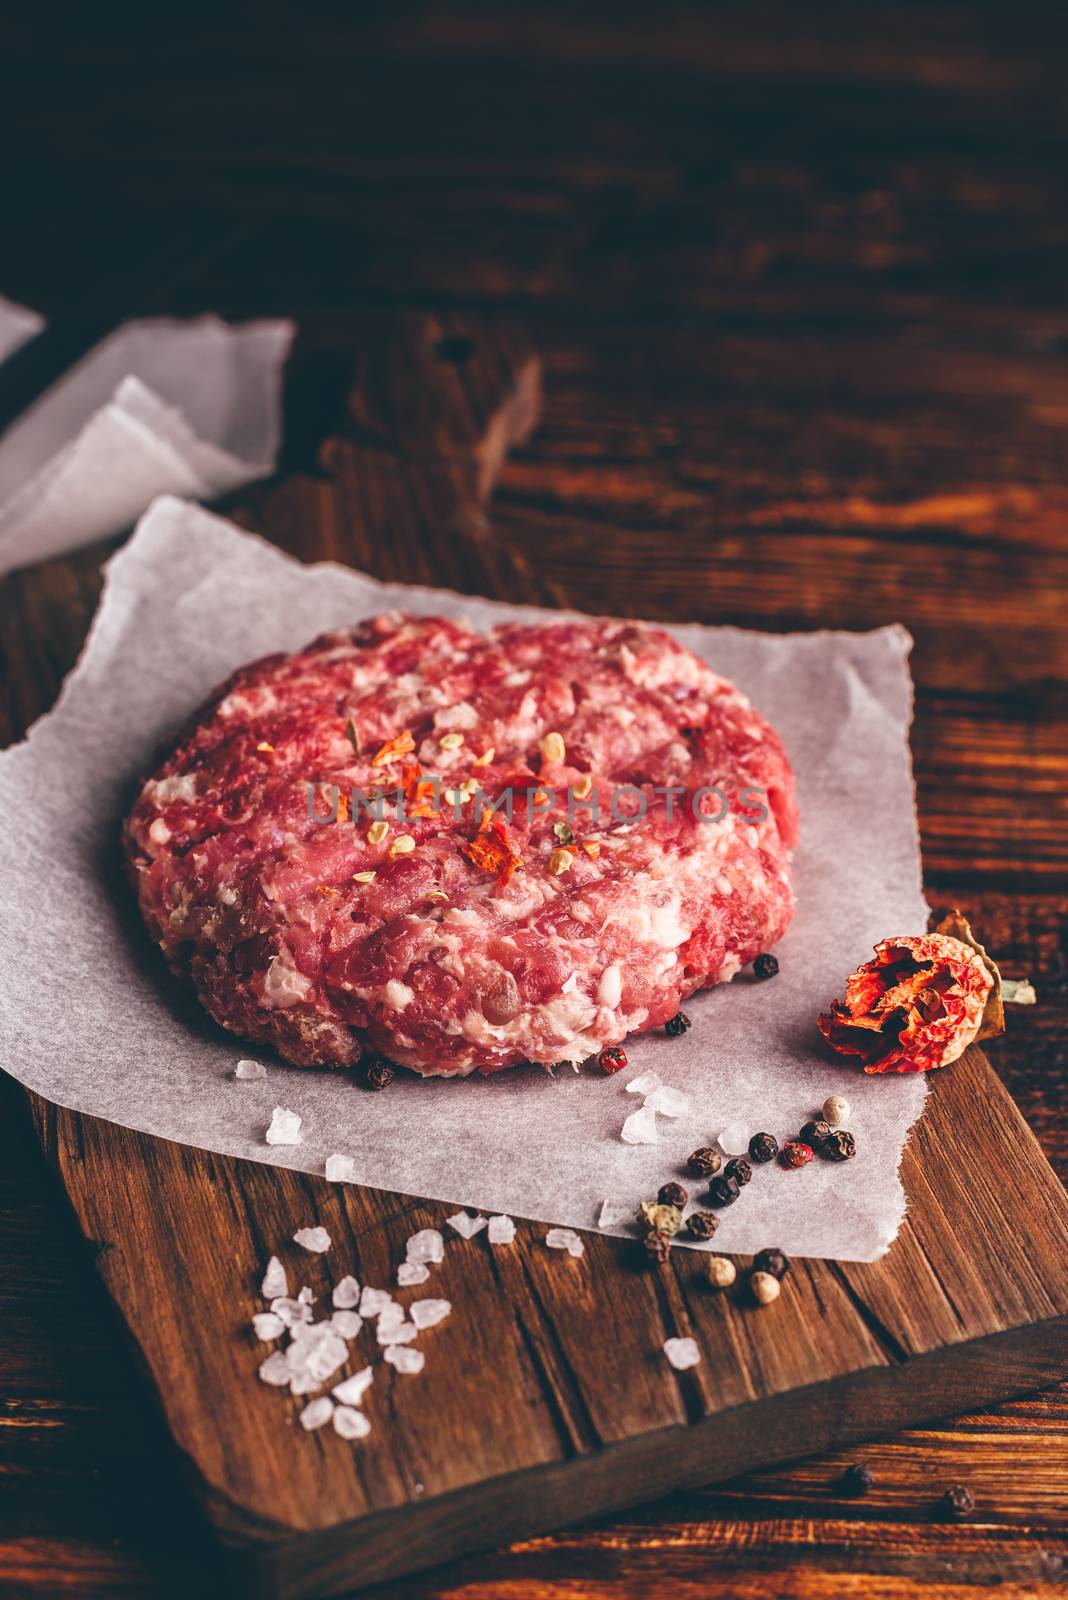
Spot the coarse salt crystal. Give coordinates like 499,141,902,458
487,1214,516,1245
287,1325,348,1384
290,1370,324,1395
258,1351,290,1386
597,1198,632,1229
643,1084,690,1118
332,1275,361,1309
378,1319,418,1346
234,1059,266,1080
626,1070,663,1096
663,1336,701,1371
384,1344,425,1374
621,1105,659,1144
410,1298,451,1330
359,1287,393,1318
716,1121,749,1154
405,1228,445,1265
545,1227,585,1258
377,1301,405,1333
261,1256,288,1299
446,1211,488,1240
271,1296,313,1330
293,1226,331,1254
324,1153,357,1183
397,1260,430,1287
252,1311,285,1342
332,1367,374,1407
329,1310,363,1340
333,1405,371,1440
300,1397,335,1431
265,1106,302,1145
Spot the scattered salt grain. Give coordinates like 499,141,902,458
487,1214,516,1245
271,1296,313,1330
293,1226,331,1254
384,1344,425,1374
598,1198,633,1229
300,1397,335,1431
258,1352,291,1386
626,1070,663,1096
286,1324,348,1385
377,1319,419,1346
332,1367,374,1407
234,1059,266,1080
324,1153,357,1183
329,1310,363,1340
332,1275,361,1309
546,1227,585,1258
359,1287,393,1318
621,1105,659,1144
252,1312,285,1342
290,1370,324,1395
397,1260,430,1287
447,1211,488,1240
261,1256,288,1299
643,1084,691,1118
716,1121,749,1154
1003,978,1037,1005
265,1106,302,1145
663,1336,701,1371
405,1228,445,1265
297,1286,315,1305
377,1301,405,1333
334,1405,371,1440
410,1298,451,1330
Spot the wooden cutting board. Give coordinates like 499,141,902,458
21,316,1068,1599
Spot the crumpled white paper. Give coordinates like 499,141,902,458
0,498,929,1260
0,295,45,363
0,309,294,577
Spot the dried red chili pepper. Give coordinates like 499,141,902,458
819,921,1001,1075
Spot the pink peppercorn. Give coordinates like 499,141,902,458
599,1045,628,1074
779,1140,814,1170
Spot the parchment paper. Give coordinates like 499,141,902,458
0,314,293,576
0,497,929,1260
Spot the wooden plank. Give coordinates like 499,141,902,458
3,308,1064,1595
24,1037,1068,1599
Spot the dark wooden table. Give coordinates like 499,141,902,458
2,5,1067,1594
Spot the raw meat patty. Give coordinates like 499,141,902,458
124,613,798,1076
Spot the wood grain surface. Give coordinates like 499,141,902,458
2,4,1068,1596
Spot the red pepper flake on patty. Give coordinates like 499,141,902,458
461,811,523,886
819,912,1003,1074
371,729,416,767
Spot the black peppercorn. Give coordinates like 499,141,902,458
753,1246,789,1280
748,1131,779,1164
724,1156,752,1187
753,953,779,980
799,1119,832,1151
686,1210,719,1241
687,1147,722,1178
841,1463,875,1496
941,1484,975,1520
824,1129,857,1161
664,1010,692,1038
707,1174,741,1208
643,1231,671,1265
658,1181,688,1208
364,1056,394,1090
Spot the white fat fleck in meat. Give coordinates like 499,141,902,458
262,952,313,1008
718,953,742,983
435,701,480,731
502,670,531,687
383,980,414,1011
647,897,691,951
715,873,734,896
148,819,171,845
596,964,623,1008
149,773,198,805
218,887,239,906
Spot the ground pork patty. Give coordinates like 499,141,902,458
124,613,798,1076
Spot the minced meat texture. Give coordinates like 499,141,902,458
124,613,798,1076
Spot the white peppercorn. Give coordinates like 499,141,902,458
750,1270,781,1306
822,1094,850,1126
707,1256,736,1289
